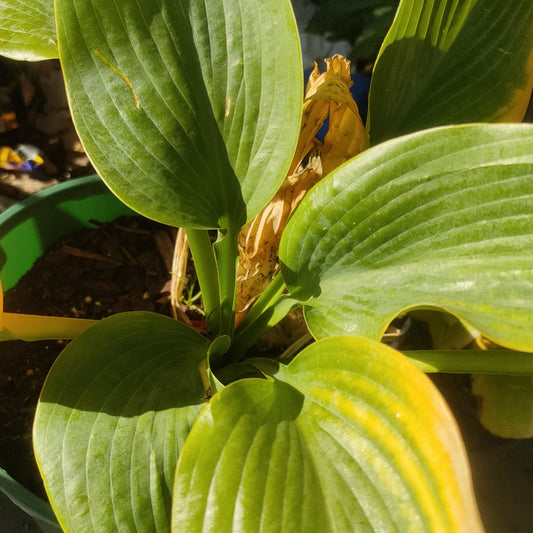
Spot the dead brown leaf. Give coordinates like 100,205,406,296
235,55,365,325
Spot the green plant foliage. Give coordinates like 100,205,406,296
472,373,533,439
0,0,531,530
0,468,60,530
280,123,533,349
0,0,57,60
368,0,533,145
55,0,302,230
173,336,482,532
34,312,210,532
407,349,533,375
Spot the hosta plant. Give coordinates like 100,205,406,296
1,0,533,531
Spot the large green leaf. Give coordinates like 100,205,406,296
33,312,210,532
172,336,482,532
55,0,302,230
279,123,533,350
368,0,533,145
0,0,57,60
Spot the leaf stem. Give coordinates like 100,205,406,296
235,271,286,335
230,293,301,362
405,349,533,375
278,332,314,362
213,226,240,338
185,228,220,336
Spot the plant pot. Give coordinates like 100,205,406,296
0,175,136,291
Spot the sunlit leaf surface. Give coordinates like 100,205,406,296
55,0,302,230
280,124,533,351
0,0,57,60
173,336,482,532
368,0,533,144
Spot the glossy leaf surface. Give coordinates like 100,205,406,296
34,312,210,532
172,336,482,532
55,0,302,230
368,0,533,145
280,124,533,350
0,0,57,60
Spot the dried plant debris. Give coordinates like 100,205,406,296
235,55,365,324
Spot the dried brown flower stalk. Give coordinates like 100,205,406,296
235,55,365,325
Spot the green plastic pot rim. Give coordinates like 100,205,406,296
0,175,136,291
0,176,98,225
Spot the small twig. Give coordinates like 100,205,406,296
120,245,138,265
170,228,190,320
113,222,151,235
61,245,123,265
